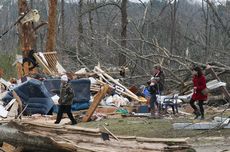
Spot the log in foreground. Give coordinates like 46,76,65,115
0,120,193,152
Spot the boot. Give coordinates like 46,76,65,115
149,109,156,119
71,121,77,125
193,110,201,119
200,113,204,120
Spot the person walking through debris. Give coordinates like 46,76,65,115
148,65,165,117
54,74,77,125
190,66,208,120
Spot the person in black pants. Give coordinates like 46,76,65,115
54,74,77,125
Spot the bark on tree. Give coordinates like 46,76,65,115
61,0,65,50
202,0,210,62
46,0,57,52
18,0,36,76
77,0,83,54
119,0,128,66
169,0,178,55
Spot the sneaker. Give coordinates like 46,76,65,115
54,121,59,124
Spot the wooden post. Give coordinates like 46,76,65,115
82,84,109,122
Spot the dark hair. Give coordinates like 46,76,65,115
193,66,203,77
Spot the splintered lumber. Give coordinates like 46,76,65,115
94,66,142,102
12,91,23,118
7,101,18,117
82,84,109,122
4,99,16,111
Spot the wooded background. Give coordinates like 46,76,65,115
0,0,230,91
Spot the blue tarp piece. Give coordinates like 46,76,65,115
2,79,54,115
53,102,90,113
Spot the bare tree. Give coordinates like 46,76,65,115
46,0,57,52
119,0,128,66
18,0,36,76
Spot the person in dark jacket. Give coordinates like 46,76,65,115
54,74,77,125
151,65,165,95
148,79,158,117
190,66,208,119
148,65,165,117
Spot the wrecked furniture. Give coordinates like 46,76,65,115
2,79,54,115
70,78,91,111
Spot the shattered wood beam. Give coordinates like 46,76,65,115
12,91,23,118
82,84,109,122
94,66,140,101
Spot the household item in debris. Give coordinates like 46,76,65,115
2,79,54,115
70,79,91,111
159,94,179,114
137,105,149,113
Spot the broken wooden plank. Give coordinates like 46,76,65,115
82,84,109,122
103,125,119,141
94,66,140,101
4,99,16,111
7,101,18,118
12,91,23,118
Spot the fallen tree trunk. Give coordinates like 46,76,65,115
0,120,193,152
0,121,77,152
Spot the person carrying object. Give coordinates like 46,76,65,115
54,74,77,125
151,65,165,95
189,66,208,120
147,79,158,117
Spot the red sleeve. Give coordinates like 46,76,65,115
196,76,206,91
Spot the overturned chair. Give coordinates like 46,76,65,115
158,93,179,114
